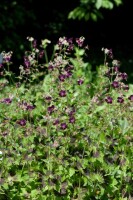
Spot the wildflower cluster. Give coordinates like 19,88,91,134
0,37,132,199
0,51,13,78
101,48,133,105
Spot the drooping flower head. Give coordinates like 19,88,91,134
17,119,27,126
128,95,133,101
117,97,124,103
60,123,67,130
59,90,66,97
105,96,113,104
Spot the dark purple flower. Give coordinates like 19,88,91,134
48,65,54,71
105,96,113,104
65,71,73,78
60,123,67,130
65,71,72,78
76,36,85,47
113,66,119,73
47,105,55,114
69,116,75,124
53,119,60,125
4,56,11,63
117,97,124,103
107,49,113,59
25,61,30,68
59,90,66,97
67,44,74,51
32,39,37,48
66,38,74,50
24,57,30,68
65,65,74,72
69,107,76,116
26,104,35,111
59,74,66,82
17,119,27,126
77,79,84,85
123,85,129,91
2,98,12,104
39,50,44,58
45,96,52,101
105,69,111,78
121,72,128,80
112,81,119,88
128,95,133,101
67,37,73,44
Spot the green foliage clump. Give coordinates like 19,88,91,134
68,0,123,21
0,36,133,199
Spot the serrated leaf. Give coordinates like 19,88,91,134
119,118,129,134
102,1,113,9
95,0,102,9
99,132,106,143
83,176,89,186
114,0,122,6
69,168,75,177
58,165,64,171
31,189,39,197
2,183,9,190
111,178,118,186
90,13,97,21
93,104,106,113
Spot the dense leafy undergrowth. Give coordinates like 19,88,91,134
0,37,133,200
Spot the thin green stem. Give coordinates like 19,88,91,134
44,49,49,64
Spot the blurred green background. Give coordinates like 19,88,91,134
0,0,133,83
